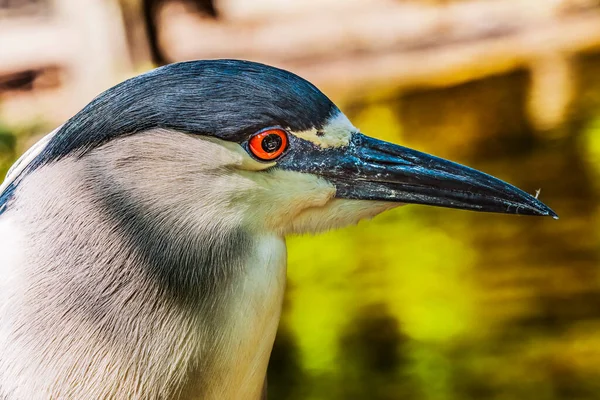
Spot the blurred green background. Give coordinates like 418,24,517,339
270,59,600,400
3,1,600,399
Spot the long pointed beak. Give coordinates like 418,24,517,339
279,133,557,218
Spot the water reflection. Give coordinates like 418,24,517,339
269,70,600,399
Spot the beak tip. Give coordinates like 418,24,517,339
531,201,558,219
547,209,559,220
542,209,559,220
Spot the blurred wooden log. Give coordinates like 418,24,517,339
0,0,132,124
285,11,600,97
158,0,600,65
3,0,600,129
155,0,600,129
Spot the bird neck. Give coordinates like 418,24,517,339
0,154,287,399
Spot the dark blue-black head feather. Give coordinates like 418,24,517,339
0,59,339,214
34,59,338,169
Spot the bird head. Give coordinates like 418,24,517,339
1,60,556,238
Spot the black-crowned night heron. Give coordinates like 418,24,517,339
0,60,556,399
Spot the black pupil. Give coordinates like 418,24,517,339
261,134,283,153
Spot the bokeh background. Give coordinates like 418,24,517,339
2,0,600,399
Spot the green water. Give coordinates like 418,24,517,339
269,66,600,399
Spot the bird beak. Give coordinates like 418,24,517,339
280,132,557,217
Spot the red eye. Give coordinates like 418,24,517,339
248,129,288,160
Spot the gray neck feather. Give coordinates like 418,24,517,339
1,131,257,399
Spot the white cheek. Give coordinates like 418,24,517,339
288,199,400,235
238,170,336,233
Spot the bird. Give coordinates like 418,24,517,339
0,59,556,400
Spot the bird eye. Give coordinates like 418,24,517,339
248,129,288,161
